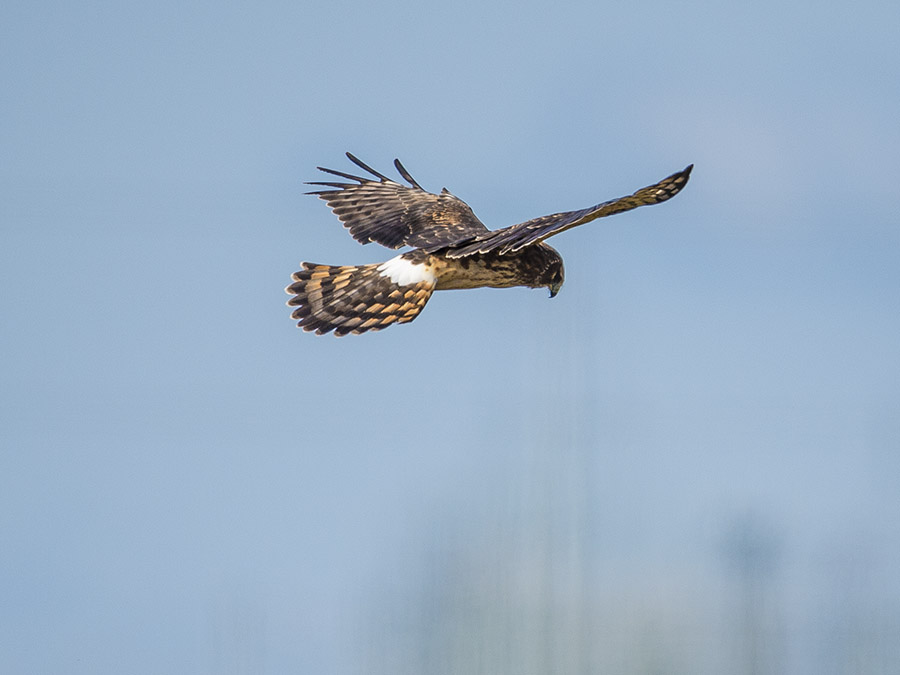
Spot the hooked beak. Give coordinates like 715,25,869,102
548,282,562,298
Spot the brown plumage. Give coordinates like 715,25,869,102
287,153,692,335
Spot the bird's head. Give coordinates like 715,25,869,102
544,257,565,298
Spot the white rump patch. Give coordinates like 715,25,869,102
377,255,436,286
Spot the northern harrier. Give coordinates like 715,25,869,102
287,154,692,336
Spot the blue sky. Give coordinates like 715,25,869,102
2,1,899,672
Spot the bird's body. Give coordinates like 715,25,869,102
426,245,563,292
287,154,691,336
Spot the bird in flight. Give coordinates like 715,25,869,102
287,153,692,336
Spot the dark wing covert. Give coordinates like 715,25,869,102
441,164,693,258
307,153,490,249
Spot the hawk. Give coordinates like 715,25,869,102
287,153,692,336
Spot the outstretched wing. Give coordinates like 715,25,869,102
442,164,693,259
307,153,490,249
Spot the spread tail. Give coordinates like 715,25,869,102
285,260,436,336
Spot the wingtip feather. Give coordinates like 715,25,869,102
393,158,423,189
345,152,391,181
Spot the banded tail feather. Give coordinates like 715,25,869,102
285,256,437,336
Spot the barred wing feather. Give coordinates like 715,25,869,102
443,164,693,258
307,153,490,250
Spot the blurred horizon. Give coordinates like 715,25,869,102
2,1,899,673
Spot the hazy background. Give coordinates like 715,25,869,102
2,1,899,673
